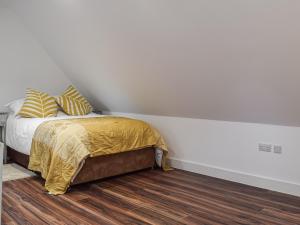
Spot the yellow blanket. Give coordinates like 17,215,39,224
28,116,168,195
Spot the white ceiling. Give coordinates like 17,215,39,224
2,0,300,126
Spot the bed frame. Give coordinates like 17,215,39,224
7,147,155,185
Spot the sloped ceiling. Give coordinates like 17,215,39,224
0,7,70,108
2,0,300,126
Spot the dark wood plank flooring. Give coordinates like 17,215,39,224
2,169,300,225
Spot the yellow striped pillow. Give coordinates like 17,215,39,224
56,96,92,116
18,89,58,118
57,85,93,115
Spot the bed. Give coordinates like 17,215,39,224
6,112,167,194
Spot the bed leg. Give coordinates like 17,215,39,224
151,162,156,170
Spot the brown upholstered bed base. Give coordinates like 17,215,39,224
7,147,155,185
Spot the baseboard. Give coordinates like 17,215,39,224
168,157,300,197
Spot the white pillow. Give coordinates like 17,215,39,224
57,111,68,117
5,98,24,115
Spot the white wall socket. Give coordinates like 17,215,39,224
273,145,282,154
258,143,272,152
258,143,282,154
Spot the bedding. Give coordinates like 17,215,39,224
6,113,167,195
29,116,167,195
6,112,101,155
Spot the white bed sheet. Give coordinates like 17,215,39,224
6,112,103,155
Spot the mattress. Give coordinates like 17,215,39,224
6,112,102,155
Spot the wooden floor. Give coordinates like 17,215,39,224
2,169,300,225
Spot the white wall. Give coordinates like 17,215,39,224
3,0,300,126
0,8,70,109
108,112,300,196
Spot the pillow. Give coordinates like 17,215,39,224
56,95,92,116
56,85,93,116
18,89,58,118
57,110,68,117
5,98,24,115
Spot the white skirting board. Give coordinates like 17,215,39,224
168,157,300,197
105,111,300,198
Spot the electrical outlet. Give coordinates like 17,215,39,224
259,143,272,152
273,145,282,154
